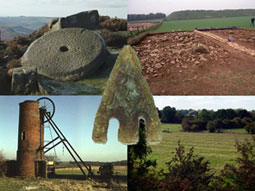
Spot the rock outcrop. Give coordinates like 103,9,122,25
49,10,100,31
11,67,38,95
0,69,11,94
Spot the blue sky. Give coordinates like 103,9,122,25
128,0,255,15
1,96,255,161
0,0,127,18
0,96,127,162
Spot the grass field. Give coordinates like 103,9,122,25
149,124,253,173
128,18,163,23
56,166,127,176
156,16,255,33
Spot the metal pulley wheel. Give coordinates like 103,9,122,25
37,97,55,123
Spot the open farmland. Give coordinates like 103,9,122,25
149,124,253,173
156,16,254,33
132,27,255,95
0,165,127,191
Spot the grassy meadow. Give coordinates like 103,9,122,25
56,166,127,176
149,123,253,173
128,18,163,23
156,16,255,33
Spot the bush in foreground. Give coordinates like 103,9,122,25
158,141,214,191
212,137,255,191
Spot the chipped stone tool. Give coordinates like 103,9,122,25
93,45,161,145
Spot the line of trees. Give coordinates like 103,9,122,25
166,9,255,21
158,106,255,133
128,13,166,21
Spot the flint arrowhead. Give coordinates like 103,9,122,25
93,45,161,145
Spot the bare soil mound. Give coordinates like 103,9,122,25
132,29,255,95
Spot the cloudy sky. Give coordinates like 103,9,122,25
0,96,127,162
128,0,255,15
0,0,127,18
154,96,255,111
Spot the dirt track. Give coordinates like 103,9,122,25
132,29,255,95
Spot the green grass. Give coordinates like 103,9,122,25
56,166,127,176
161,123,182,132
221,128,247,133
128,19,163,23
77,53,117,94
149,123,253,173
156,16,255,33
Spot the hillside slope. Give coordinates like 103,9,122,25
0,16,53,41
167,9,255,21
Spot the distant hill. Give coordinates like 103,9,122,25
0,16,54,41
166,9,255,21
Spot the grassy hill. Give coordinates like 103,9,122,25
166,9,255,21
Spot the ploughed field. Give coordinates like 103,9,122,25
132,29,255,95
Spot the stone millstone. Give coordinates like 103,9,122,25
21,28,107,81
92,45,162,145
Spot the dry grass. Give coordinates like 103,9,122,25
0,177,127,191
56,166,127,176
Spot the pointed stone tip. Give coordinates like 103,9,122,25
92,45,162,145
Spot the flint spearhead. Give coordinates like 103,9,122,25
93,45,161,145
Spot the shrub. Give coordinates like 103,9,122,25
181,117,190,131
212,137,255,191
207,119,223,133
158,141,214,191
191,124,200,131
222,119,239,129
242,117,253,126
232,117,245,129
100,18,127,31
128,120,157,191
0,151,6,177
245,122,255,134
181,117,207,132
207,121,216,133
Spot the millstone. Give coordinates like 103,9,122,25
21,28,107,81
